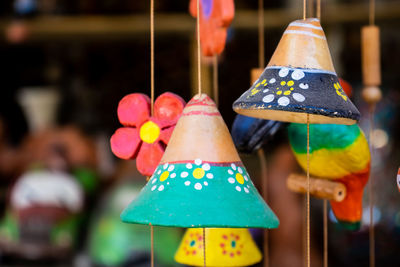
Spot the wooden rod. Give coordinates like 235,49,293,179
287,174,347,202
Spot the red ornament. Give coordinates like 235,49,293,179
189,0,235,57
110,92,185,176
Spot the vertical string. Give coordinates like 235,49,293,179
303,0,307,20
196,0,202,95
258,0,265,68
323,199,328,267
317,0,321,20
258,149,269,267
369,105,375,267
369,0,375,25
150,224,154,267
150,0,155,115
306,114,310,267
203,228,206,267
213,55,219,106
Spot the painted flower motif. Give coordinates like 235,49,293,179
334,82,348,101
261,67,308,107
189,0,234,56
110,92,185,176
182,231,203,256
227,163,250,193
247,79,267,98
181,159,213,191
150,163,177,192
219,233,244,257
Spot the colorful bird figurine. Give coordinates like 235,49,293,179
110,92,185,177
189,0,235,56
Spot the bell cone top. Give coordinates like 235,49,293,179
161,93,240,164
175,228,262,266
268,18,335,73
233,19,360,125
120,94,279,229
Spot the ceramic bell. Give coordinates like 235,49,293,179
233,18,360,125
175,228,261,266
121,94,279,229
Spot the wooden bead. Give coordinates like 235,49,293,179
250,68,264,85
286,173,347,202
361,26,381,86
362,86,382,104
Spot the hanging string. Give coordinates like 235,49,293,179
150,0,155,115
203,228,206,267
196,0,202,95
306,114,311,267
258,0,265,68
150,224,154,267
258,149,269,267
323,199,328,267
369,0,375,25
303,0,307,20
213,55,219,106
369,105,375,267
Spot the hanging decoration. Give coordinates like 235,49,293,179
175,228,261,266
121,94,279,229
189,0,235,56
110,92,186,176
233,18,360,125
287,123,370,229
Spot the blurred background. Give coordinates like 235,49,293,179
0,0,399,266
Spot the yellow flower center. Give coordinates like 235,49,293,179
193,168,205,179
160,171,169,182
236,173,244,184
139,121,160,144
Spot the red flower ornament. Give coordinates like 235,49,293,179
110,92,186,176
189,0,235,57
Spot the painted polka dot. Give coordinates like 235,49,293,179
269,78,276,84
204,181,208,186
158,185,165,191
167,182,170,185
263,89,269,93
194,183,202,190
238,167,243,174
181,172,188,178
195,159,202,165
293,93,305,102
151,185,157,191
228,178,235,184
152,179,157,184
157,170,161,175
185,181,191,186
299,83,309,89
278,96,290,106
235,186,242,192
244,175,249,181
262,94,274,103
247,185,250,188
291,69,305,80
228,169,234,175
244,188,249,193
163,163,168,169
202,163,210,171
279,68,289,77
186,163,193,169
170,173,176,178
168,165,174,172
231,163,237,170
206,173,214,179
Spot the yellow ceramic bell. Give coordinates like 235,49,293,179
175,228,262,266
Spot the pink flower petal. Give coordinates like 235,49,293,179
154,92,185,128
136,142,164,177
159,126,175,146
117,93,150,127
110,127,141,160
